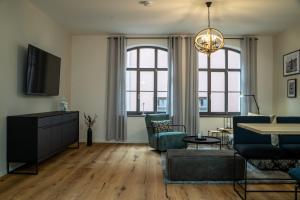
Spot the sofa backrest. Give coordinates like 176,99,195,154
276,116,300,123
277,116,300,145
233,116,272,146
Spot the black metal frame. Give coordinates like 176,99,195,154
233,151,296,200
7,141,79,175
7,162,39,175
295,184,299,200
210,128,232,147
183,136,222,150
126,46,168,116
287,79,297,98
199,47,241,116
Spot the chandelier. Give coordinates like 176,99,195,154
194,1,224,54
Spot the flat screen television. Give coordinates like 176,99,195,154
25,44,61,96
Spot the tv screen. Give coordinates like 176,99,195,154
25,44,61,96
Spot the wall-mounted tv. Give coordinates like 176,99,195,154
25,44,61,96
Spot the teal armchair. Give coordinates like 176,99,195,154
145,114,187,152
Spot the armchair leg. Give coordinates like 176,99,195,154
244,158,248,200
233,152,236,189
296,184,299,200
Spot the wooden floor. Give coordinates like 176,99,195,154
0,144,294,200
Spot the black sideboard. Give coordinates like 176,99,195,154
7,111,79,174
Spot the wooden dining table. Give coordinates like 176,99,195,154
237,123,300,145
237,123,300,135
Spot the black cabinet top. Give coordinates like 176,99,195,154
8,111,79,118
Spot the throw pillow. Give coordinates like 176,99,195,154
151,120,173,133
247,112,276,123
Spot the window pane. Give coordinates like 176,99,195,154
140,48,155,68
140,92,154,112
228,50,241,69
210,49,225,69
157,92,167,112
199,92,208,112
228,92,240,112
198,53,208,69
211,72,225,91
127,50,137,68
140,72,154,91
157,71,168,91
211,92,225,112
228,72,240,92
126,71,137,91
126,92,136,111
199,71,208,91
157,50,168,68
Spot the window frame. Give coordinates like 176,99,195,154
199,47,241,116
126,46,168,116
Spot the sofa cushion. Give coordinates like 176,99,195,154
280,144,300,159
233,116,272,145
277,116,300,145
235,144,282,159
151,120,173,133
154,132,186,151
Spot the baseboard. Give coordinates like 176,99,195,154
79,140,148,144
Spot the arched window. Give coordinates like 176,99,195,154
126,46,168,115
198,48,241,115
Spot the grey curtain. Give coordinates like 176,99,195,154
105,36,127,141
167,36,184,126
185,37,199,135
241,37,258,115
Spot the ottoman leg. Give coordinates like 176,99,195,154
296,185,299,200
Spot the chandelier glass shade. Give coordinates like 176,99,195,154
194,2,224,54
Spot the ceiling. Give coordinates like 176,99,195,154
30,0,300,35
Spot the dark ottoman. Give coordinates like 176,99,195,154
166,149,245,181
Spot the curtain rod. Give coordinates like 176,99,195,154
126,36,168,39
225,37,258,40
108,36,258,40
122,37,258,40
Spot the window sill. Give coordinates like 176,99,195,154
200,115,229,118
127,114,241,118
127,114,146,118
200,114,241,118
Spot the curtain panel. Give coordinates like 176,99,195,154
167,36,184,126
241,37,258,115
185,37,199,135
105,36,127,141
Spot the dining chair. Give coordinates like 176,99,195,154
233,116,282,200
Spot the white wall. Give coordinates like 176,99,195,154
257,36,274,114
71,35,108,142
273,25,300,115
0,0,71,176
71,36,167,143
71,35,274,143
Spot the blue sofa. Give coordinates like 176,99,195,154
277,116,300,159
